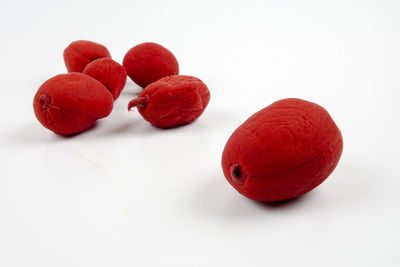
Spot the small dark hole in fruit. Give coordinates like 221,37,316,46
233,166,241,178
39,94,51,110
230,163,246,186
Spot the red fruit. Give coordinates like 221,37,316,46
63,40,111,73
128,75,210,128
33,73,114,135
221,98,343,202
123,42,179,88
83,58,127,100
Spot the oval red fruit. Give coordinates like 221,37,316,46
221,98,343,202
83,58,127,100
128,75,210,128
33,73,114,135
63,40,111,73
123,42,179,88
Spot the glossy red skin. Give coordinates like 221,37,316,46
83,58,127,100
63,40,111,73
123,42,179,88
221,98,343,202
33,73,114,135
128,75,210,128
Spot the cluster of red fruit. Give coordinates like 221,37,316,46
33,40,343,202
33,40,210,135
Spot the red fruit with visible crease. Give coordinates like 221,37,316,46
221,98,343,202
128,75,210,128
123,42,179,88
63,40,111,73
83,58,127,100
33,73,114,135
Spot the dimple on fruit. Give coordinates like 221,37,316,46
128,75,210,128
123,42,179,88
33,73,114,135
83,58,127,100
63,40,111,73
221,98,343,202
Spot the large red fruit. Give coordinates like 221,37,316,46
123,42,179,88
63,40,111,73
221,98,343,202
33,73,114,135
128,75,210,128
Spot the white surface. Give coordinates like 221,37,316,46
1,0,399,266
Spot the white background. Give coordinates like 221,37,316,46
1,0,399,266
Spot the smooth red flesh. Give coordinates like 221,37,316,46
63,40,111,73
83,58,127,100
123,42,179,88
221,98,343,202
33,73,114,135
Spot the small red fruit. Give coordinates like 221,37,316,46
128,75,210,128
33,73,114,135
221,98,343,202
83,58,127,100
123,42,179,88
63,40,111,73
